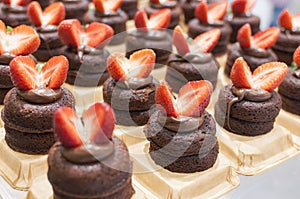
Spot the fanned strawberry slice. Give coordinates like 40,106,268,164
279,9,300,30
195,1,228,23
230,57,252,89
237,23,252,48
177,80,213,117
27,2,65,27
41,56,68,89
9,56,38,90
173,25,190,56
231,0,256,15
192,28,221,53
3,0,28,6
93,0,122,12
134,9,171,32
82,102,115,144
253,27,280,49
107,49,156,80
155,81,179,117
58,19,81,47
54,107,83,148
293,46,300,67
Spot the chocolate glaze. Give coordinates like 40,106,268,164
293,69,300,78
95,10,120,17
36,25,58,33
157,111,205,133
61,141,115,164
0,53,15,65
2,4,27,13
129,30,167,41
150,1,176,9
115,76,155,90
62,0,81,2
17,87,63,104
242,46,270,58
170,53,213,64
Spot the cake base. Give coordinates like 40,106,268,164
129,141,240,199
26,175,146,199
217,123,299,176
0,128,48,191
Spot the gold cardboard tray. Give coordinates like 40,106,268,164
217,123,299,176
25,174,147,199
129,141,240,199
0,128,48,191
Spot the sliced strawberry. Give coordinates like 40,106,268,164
9,56,38,90
192,28,221,53
177,80,213,117
3,0,28,6
134,10,148,31
195,1,228,23
252,62,288,91
82,102,115,144
0,20,6,55
253,27,280,49
230,57,252,89
53,107,83,148
155,81,179,117
107,49,155,80
93,0,122,12
135,8,171,31
41,55,69,89
279,9,293,30
231,0,256,15
195,1,208,23
237,23,252,48
82,22,114,48
27,2,43,27
58,19,81,47
293,46,300,67
173,25,190,56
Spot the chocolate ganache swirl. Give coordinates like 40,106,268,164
36,25,58,33
0,53,15,65
130,29,168,41
150,1,176,9
17,87,63,104
241,46,270,58
2,4,27,13
293,69,300,79
169,52,213,64
95,9,120,17
115,76,156,90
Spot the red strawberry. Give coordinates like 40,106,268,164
231,0,256,15
9,56,38,90
177,80,213,117
237,23,252,48
58,19,81,47
3,0,29,6
82,102,115,144
155,81,179,117
93,0,122,12
107,49,156,80
253,27,280,49
193,28,221,53
292,13,300,28
134,9,171,32
293,46,300,67
27,2,65,27
195,1,228,23
173,25,190,56
42,55,69,89
0,21,6,55
279,9,293,30
230,57,252,89
53,107,83,148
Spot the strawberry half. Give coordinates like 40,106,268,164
155,80,212,118
195,1,228,23
230,57,288,91
82,102,115,144
237,23,252,48
27,2,65,27
279,9,300,30
3,0,29,6
10,55,69,90
58,19,114,48
53,107,83,148
93,0,122,12
231,0,256,15
134,9,171,32
173,25,190,56
293,46,300,67
107,49,156,80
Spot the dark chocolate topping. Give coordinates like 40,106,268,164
150,1,176,9
94,9,120,17
130,29,167,41
157,111,205,133
0,53,15,65
61,141,115,164
17,87,63,104
76,45,99,62
241,46,270,58
116,75,155,90
62,0,81,3
2,4,26,13
36,25,58,33
206,20,225,27
172,52,213,64
293,69,300,78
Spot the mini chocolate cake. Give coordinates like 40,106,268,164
121,0,138,19
57,0,89,23
145,0,181,30
2,87,75,154
145,110,219,173
180,0,202,24
0,3,30,27
48,137,134,199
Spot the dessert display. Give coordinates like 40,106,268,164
225,24,279,77
27,1,66,62
226,0,260,43
216,57,287,136
58,19,114,87
121,0,138,19
84,0,128,45
0,21,40,104
57,0,89,23
279,46,300,115
126,8,172,66
144,80,218,173
48,102,134,199
1,55,75,154
0,0,31,27
103,49,158,126
188,1,232,56
166,25,220,92
272,9,300,65
144,0,181,30
180,0,202,24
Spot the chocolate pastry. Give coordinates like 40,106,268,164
0,3,30,27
